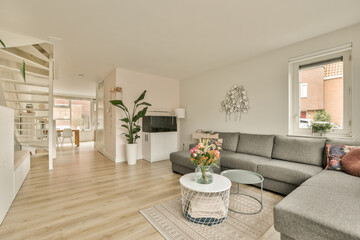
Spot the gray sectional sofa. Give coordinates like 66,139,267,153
169,132,360,240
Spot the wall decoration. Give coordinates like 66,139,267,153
220,84,249,121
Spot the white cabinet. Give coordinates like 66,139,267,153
142,132,178,162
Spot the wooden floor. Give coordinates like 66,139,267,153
0,143,282,240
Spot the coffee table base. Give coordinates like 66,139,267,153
229,182,263,215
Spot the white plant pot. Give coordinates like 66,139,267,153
126,143,138,165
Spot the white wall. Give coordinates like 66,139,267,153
180,23,360,147
103,69,117,160
103,68,180,162
54,79,96,99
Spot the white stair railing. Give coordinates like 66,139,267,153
0,42,54,169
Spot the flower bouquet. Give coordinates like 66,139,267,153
190,139,220,184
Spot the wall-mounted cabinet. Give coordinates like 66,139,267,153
142,132,178,162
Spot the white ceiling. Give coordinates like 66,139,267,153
1,0,360,96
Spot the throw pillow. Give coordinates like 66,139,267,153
325,144,360,170
200,138,223,151
342,148,360,177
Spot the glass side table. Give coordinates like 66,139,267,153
221,169,264,215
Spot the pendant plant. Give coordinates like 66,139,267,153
110,90,151,144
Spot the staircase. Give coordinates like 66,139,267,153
0,42,54,169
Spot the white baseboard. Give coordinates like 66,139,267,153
115,157,125,163
103,153,143,163
103,151,115,162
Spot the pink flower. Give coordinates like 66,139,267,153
190,147,198,154
193,153,197,157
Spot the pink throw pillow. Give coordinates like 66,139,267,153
342,148,360,177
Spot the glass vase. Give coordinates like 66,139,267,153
195,166,213,184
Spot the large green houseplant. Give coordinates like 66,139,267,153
110,90,151,165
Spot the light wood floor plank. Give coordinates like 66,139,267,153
0,143,281,240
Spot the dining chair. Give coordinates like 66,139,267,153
56,131,62,146
61,128,74,146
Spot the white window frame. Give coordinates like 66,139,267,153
288,43,352,137
300,83,307,98
54,97,93,131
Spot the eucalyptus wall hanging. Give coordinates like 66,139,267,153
220,84,249,121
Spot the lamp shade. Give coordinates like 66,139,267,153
174,108,185,119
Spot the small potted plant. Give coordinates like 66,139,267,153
310,110,333,136
110,90,151,165
311,122,333,136
190,139,220,184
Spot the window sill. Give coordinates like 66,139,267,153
287,133,353,140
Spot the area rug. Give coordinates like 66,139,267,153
140,188,281,240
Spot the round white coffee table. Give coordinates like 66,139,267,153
221,169,264,215
180,173,231,226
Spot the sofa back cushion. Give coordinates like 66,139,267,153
218,132,240,152
272,136,326,166
323,138,360,167
236,133,275,158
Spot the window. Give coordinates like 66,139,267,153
289,44,352,137
300,83,307,98
71,100,91,130
54,98,92,130
54,99,70,129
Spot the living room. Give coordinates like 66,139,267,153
0,1,360,239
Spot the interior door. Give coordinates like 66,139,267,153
95,80,104,153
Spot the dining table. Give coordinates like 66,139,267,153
57,129,80,147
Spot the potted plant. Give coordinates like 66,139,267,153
310,110,333,136
110,90,151,165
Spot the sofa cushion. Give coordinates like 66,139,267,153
170,150,221,173
342,148,360,177
236,133,274,158
257,159,322,186
274,170,360,240
272,136,326,166
325,144,360,171
323,138,360,168
170,151,195,170
220,152,270,172
218,132,240,152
